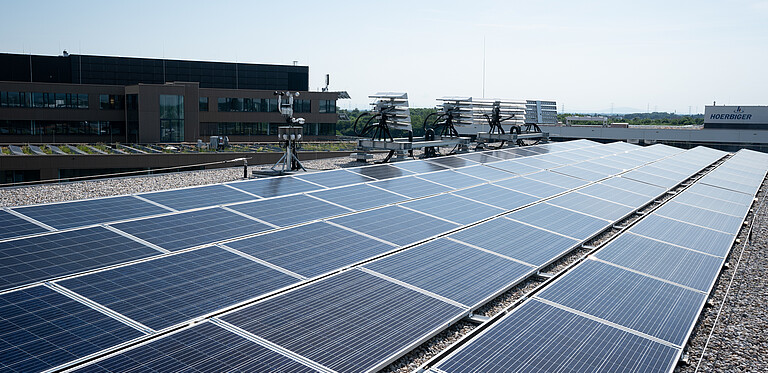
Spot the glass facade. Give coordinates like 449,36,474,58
99,94,123,110
293,99,311,113
159,95,184,142
216,97,279,112
0,120,122,136
201,122,269,136
319,100,336,113
1,91,87,109
199,97,208,111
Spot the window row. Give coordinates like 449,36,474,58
217,97,279,112
0,120,123,136
200,122,335,136
99,94,124,110
0,92,89,109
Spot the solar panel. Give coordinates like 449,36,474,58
684,183,755,206
629,214,735,257
523,170,589,189
436,299,678,373
622,170,681,188
534,153,574,165
415,169,486,189
427,156,478,168
482,150,524,160
12,196,170,230
307,184,408,211
221,269,464,373
491,176,569,199
347,164,415,180
654,201,744,233
578,183,652,208
390,159,451,173
225,221,396,278
364,238,533,307
595,233,724,292
450,217,580,266
0,210,49,240
551,164,613,182
228,176,319,198
672,191,749,217
329,206,459,246
73,322,318,373
453,184,539,211
547,192,635,221
227,194,351,227
457,152,504,164
484,160,542,175
1,285,144,373
699,175,760,195
0,227,160,291
506,203,610,240
537,259,706,346
293,169,375,188
454,165,516,182
58,246,300,331
511,156,560,170
111,208,271,252
137,184,258,211
369,176,452,198
601,176,667,198
400,194,505,225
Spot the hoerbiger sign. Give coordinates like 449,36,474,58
704,105,768,124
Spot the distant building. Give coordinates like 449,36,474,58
0,52,341,143
704,105,768,130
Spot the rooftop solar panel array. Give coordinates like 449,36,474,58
5,140,765,373
433,149,767,373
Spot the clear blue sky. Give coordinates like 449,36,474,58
2,0,766,113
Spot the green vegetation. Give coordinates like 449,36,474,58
0,147,9,155
92,143,112,154
76,145,95,154
557,112,704,126
21,146,33,155
59,145,73,154
41,145,53,154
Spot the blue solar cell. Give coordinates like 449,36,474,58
523,170,589,189
578,183,652,208
329,206,459,246
673,191,748,217
508,203,610,240
535,153,574,165
486,160,543,175
364,238,533,307
0,285,144,373
450,217,579,266
226,222,396,278
483,150,524,160
390,159,450,173
453,184,539,211
12,196,170,230
227,194,350,227
294,169,375,188
547,192,635,221
307,184,408,211
0,210,48,240
491,176,569,199
414,169,486,189
601,176,667,198
538,259,706,345
654,201,744,233
370,176,452,198
457,152,504,163
437,299,678,373
400,194,505,225
221,269,463,373
111,208,271,251
348,164,415,180
699,174,759,195
684,183,755,206
74,322,318,373
630,214,735,257
454,165,516,182
622,170,680,188
0,227,160,291
551,164,612,182
512,157,560,170
596,233,724,292
427,156,478,168
138,184,258,211
58,246,299,331
228,176,319,198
